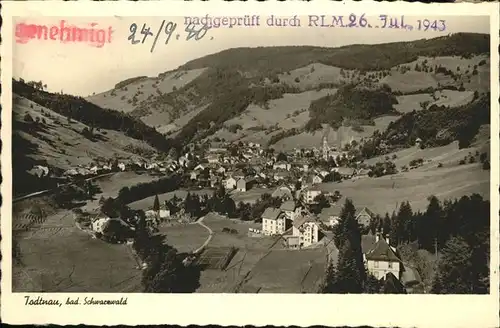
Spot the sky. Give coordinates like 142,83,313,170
12,15,490,96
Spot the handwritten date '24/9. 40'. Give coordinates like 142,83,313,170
309,14,446,31
128,20,211,53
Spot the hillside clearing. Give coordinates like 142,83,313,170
14,95,155,171
318,163,489,217
86,68,207,114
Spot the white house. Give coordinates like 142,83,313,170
292,215,320,248
236,178,247,192
355,207,375,228
261,207,284,236
364,234,403,280
302,187,322,204
159,208,171,219
118,162,126,171
190,171,199,180
92,217,110,234
29,165,49,178
225,177,237,190
311,174,323,185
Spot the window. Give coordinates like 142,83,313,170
374,261,379,268
388,262,393,269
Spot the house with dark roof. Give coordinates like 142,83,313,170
364,233,403,281
280,200,301,222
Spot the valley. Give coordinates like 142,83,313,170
12,32,491,295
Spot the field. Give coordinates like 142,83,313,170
394,90,475,114
318,161,489,217
230,187,272,204
128,188,215,211
274,115,400,152
13,208,141,292
171,213,330,293
11,172,159,292
128,187,271,210
239,248,327,293
157,222,209,254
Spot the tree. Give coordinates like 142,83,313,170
327,199,366,293
382,213,391,236
364,271,383,293
24,113,34,122
333,240,364,293
276,152,287,162
153,194,160,212
396,201,413,244
419,196,441,252
431,236,486,294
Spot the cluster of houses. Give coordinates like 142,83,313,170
259,199,374,248
185,142,368,195
257,198,420,289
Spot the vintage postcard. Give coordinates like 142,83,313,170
1,1,499,326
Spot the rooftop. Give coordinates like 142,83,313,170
365,236,401,262
280,200,296,212
261,207,282,221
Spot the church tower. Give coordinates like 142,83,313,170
322,136,329,161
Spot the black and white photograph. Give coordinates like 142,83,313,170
8,12,493,297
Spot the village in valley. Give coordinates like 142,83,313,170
12,30,491,295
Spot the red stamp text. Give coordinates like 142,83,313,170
15,20,114,48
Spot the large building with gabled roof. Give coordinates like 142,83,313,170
363,233,403,280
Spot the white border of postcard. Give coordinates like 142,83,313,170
2,1,500,327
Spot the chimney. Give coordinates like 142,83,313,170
385,234,390,246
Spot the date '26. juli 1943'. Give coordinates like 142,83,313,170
309,14,446,31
